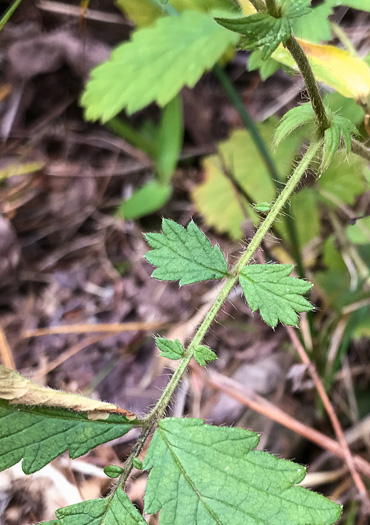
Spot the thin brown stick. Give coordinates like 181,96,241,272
23,321,166,338
286,327,369,497
33,335,108,380
0,328,16,370
197,365,370,479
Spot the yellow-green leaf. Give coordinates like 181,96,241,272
272,39,370,109
192,121,301,240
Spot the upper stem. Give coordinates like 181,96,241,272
284,36,330,134
351,138,370,163
144,141,321,431
113,140,321,493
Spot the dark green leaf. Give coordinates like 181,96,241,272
156,338,185,360
193,345,217,366
145,219,229,285
239,264,313,327
144,418,342,524
0,400,135,474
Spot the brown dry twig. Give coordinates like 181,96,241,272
286,327,369,499
23,321,167,338
193,363,370,479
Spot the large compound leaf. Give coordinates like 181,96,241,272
144,418,342,524
239,264,313,327
0,399,136,474
82,11,239,121
145,219,229,285
41,489,146,524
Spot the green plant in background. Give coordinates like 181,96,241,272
1,0,370,523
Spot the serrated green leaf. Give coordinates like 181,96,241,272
322,125,341,172
274,103,315,146
145,219,229,285
0,400,135,474
239,264,313,327
217,1,310,60
324,92,365,127
41,489,146,524
144,418,342,524
156,95,183,183
156,338,185,360
117,180,172,220
82,11,239,121
194,345,217,366
216,13,289,60
322,115,358,171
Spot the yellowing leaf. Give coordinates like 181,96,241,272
116,0,236,27
0,366,136,421
116,0,161,27
237,0,256,15
272,39,370,109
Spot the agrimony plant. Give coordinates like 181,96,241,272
1,0,370,523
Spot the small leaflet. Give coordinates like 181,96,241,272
194,345,217,367
145,219,229,285
156,338,185,360
40,489,147,524
104,465,124,478
239,264,313,328
216,1,311,60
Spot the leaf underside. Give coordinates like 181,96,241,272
0,400,134,474
144,418,342,525
239,264,313,327
145,219,229,285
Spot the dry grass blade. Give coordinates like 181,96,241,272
23,321,166,338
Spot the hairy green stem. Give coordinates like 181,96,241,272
142,141,320,439
112,141,321,493
214,64,306,278
284,36,330,134
351,138,370,163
